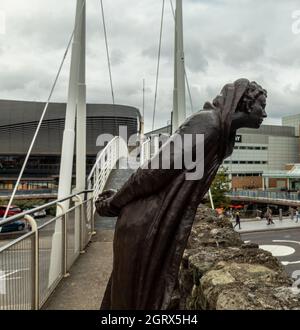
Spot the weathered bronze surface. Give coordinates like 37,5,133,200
96,78,267,310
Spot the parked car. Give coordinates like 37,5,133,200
24,205,47,218
0,205,22,217
0,218,27,233
0,205,28,233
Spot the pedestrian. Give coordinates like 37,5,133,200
296,209,299,223
265,207,274,225
290,207,294,221
233,211,241,229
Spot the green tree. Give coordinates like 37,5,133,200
209,166,231,209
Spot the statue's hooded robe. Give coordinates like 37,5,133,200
98,78,250,309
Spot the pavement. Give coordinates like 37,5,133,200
43,229,114,310
232,216,300,233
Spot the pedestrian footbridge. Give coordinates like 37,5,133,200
0,0,191,310
227,190,300,207
0,137,152,310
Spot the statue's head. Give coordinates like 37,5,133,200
235,80,267,129
204,78,268,130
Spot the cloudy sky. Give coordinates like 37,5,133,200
1,0,300,132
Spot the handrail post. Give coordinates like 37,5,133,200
25,215,39,310
57,203,69,278
73,194,86,253
91,195,96,236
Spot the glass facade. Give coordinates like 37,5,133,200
0,155,96,190
224,160,268,165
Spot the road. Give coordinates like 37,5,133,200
241,228,300,278
0,216,54,248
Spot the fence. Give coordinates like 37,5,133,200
227,190,300,202
87,136,128,213
0,190,93,310
140,138,151,166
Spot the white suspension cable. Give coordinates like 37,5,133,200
152,0,165,131
3,2,85,219
169,0,194,114
142,78,145,118
184,66,194,114
100,0,115,104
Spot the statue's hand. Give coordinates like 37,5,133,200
95,189,120,217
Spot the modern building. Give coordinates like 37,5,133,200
224,123,300,189
282,114,300,136
146,114,300,191
0,99,141,191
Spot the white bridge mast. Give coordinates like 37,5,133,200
58,0,86,204
49,0,86,287
172,0,186,133
171,1,214,209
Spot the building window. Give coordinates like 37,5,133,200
229,160,268,165
231,173,262,177
233,146,268,151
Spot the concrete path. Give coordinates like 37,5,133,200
43,229,114,310
233,217,300,233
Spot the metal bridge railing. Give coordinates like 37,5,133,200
0,189,58,196
227,190,300,202
140,138,151,166
0,190,94,310
87,136,128,212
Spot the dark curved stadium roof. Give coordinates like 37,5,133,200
0,99,141,126
0,99,141,155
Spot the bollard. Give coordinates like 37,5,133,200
279,208,282,221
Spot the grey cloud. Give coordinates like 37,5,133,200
110,49,126,66
0,0,300,133
220,35,266,68
185,42,209,73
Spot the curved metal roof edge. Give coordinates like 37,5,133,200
0,99,141,126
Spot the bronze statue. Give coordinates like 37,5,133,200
96,78,267,310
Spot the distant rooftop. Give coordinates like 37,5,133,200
238,124,296,137
145,122,297,138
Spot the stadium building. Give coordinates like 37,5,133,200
0,99,141,191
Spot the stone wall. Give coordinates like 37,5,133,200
176,206,300,310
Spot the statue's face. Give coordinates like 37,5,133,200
247,94,267,128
